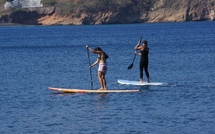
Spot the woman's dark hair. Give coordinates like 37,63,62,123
95,47,108,59
95,47,101,51
143,40,148,46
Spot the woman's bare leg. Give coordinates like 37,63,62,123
98,71,104,90
102,74,107,90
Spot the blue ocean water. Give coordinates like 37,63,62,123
0,21,215,134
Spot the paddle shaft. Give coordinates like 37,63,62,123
131,53,136,63
87,48,93,90
128,37,142,69
132,37,143,63
135,37,143,57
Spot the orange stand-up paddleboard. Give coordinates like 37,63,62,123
48,87,139,93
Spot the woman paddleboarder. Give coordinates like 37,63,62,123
134,40,150,83
86,45,108,90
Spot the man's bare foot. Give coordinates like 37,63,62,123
98,88,104,90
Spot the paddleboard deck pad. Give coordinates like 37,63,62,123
118,79,166,86
48,87,139,93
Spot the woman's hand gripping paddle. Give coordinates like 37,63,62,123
127,37,142,70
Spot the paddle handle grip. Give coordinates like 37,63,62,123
139,37,143,45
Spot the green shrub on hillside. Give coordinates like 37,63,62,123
75,0,153,13
76,0,132,12
1,0,7,4
41,0,57,6
57,2,78,15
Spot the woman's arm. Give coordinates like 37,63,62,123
86,45,101,54
135,51,141,56
90,59,99,68
86,45,95,53
134,40,142,50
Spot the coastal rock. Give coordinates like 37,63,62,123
0,0,215,25
0,7,55,25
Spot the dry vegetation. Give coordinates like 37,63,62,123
41,0,155,15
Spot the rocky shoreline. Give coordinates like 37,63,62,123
0,0,215,26
0,22,35,26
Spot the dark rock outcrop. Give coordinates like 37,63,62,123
0,7,55,25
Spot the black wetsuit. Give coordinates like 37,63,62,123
139,48,149,79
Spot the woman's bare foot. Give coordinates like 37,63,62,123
147,78,150,83
140,79,143,83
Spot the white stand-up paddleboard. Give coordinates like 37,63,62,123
49,87,139,93
117,79,166,86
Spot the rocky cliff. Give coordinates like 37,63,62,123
0,0,215,25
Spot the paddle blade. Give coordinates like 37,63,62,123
127,63,133,70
